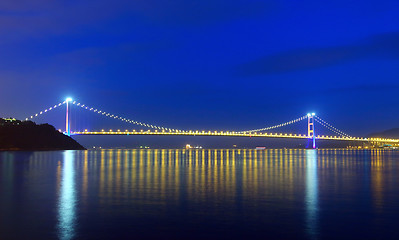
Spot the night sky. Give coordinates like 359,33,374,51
1,0,399,137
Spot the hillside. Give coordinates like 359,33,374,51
0,118,85,151
368,128,399,139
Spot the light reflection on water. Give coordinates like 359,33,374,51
57,151,76,240
0,149,399,239
305,150,318,239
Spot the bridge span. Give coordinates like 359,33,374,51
25,98,399,148
71,130,399,144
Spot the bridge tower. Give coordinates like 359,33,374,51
307,113,316,149
65,98,72,136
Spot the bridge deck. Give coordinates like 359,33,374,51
71,131,399,143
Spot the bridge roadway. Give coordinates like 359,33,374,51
71,130,399,144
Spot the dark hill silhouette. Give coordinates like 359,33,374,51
0,118,85,151
368,128,399,139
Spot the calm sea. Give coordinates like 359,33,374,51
1,149,398,240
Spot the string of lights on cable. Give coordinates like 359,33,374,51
23,99,352,139
71,101,183,132
25,101,66,121
314,116,351,137
237,115,308,133
314,118,352,138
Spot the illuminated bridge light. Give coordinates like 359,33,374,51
24,99,399,145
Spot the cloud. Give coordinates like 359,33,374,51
52,40,174,66
0,0,57,11
0,0,273,43
128,0,273,25
238,32,399,76
322,84,399,94
0,1,112,41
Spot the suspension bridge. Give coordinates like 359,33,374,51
24,98,399,148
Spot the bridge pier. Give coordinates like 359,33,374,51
66,98,72,136
308,113,316,149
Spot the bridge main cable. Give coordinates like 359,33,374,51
25,101,66,121
237,115,308,133
71,101,183,132
23,100,352,139
314,116,352,138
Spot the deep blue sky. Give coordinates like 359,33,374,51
1,0,399,136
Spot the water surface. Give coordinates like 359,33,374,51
1,149,398,239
